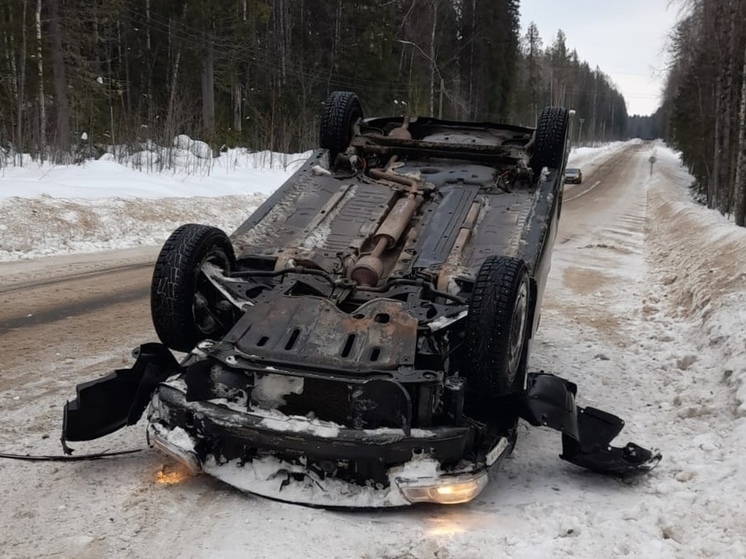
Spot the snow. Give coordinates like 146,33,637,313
0,146,310,260
567,139,636,169
202,453,448,509
2,140,746,556
251,373,305,408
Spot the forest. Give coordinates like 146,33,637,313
0,0,632,161
658,0,746,225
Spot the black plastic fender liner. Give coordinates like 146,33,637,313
520,372,580,439
560,408,662,475
520,372,661,475
62,343,181,450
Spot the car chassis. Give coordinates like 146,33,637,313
62,92,660,507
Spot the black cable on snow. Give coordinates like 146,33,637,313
0,448,142,462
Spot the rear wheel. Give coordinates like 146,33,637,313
151,224,237,352
530,107,569,178
463,256,532,412
320,91,363,166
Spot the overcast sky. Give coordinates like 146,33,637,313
518,0,682,116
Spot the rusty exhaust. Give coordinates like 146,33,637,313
350,171,423,286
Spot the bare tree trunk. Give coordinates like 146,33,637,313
166,3,187,143
146,0,153,126
5,3,19,150
428,0,438,117
48,0,70,152
328,0,342,91
36,0,45,155
709,0,733,211
717,0,737,213
16,0,28,164
468,0,476,119
232,76,242,134
726,0,742,214
201,29,215,138
166,47,181,138
734,41,746,226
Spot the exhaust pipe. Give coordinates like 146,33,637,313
350,171,424,286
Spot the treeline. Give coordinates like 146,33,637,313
0,0,628,161
513,25,628,141
659,0,746,225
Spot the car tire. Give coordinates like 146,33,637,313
320,91,363,166
151,224,237,352
464,256,532,405
530,107,569,178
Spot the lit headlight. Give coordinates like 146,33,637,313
398,472,489,505
147,424,202,475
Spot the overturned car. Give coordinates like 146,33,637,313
63,92,660,507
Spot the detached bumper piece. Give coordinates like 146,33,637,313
520,372,661,475
62,344,180,451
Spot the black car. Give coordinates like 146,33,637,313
564,167,583,184
63,92,659,507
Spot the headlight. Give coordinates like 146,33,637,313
398,472,488,505
148,424,202,475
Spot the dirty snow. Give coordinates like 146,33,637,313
1,141,746,557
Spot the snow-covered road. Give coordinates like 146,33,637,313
0,141,744,558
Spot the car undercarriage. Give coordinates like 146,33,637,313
62,92,660,507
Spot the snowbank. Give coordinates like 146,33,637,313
646,146,746,415
0,146,310,260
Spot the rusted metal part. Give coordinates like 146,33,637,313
436,200,483,291
387,116,412,140
375,195,421,249
272,247,338,274
351,240,387,286
368,167,416,187
350,136,529,165
351,171,426,286
231,296,418,374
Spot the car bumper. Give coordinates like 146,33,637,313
147,383,511,507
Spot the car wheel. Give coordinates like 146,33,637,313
530,107,569,178
320,91,363,166
151,224,237,352
464,256,532,406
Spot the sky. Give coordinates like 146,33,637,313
518,0,683,116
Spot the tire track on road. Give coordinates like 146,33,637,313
0,285,149,335
0,262,152,296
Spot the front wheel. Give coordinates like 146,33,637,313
463,256,532,405
151,224,238,352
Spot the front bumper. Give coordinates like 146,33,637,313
147,383,510,507
62,344,660,507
